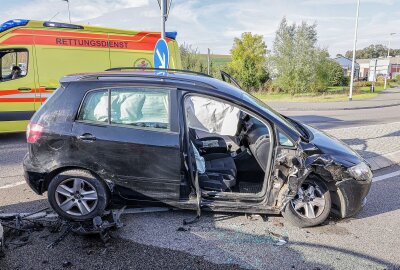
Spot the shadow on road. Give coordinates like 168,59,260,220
356,176,400,220
1,197,398,270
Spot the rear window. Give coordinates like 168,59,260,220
77,87,170,131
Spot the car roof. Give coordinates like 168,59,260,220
60,70,245,99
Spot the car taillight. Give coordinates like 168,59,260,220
27,123,43,143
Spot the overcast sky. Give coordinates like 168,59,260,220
1,0,399,56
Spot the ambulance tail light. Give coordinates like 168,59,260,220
27,123,43,144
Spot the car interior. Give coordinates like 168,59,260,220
185,95,272,194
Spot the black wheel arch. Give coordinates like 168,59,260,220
44,166,113,196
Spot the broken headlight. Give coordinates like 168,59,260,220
348,162,372,181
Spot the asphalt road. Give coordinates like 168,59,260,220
0,162,399,269
279,103,400,130
269,88,400,130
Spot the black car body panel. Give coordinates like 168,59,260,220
23,71,372,219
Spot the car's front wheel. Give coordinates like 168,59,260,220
282,177,331,228
47,169,109,221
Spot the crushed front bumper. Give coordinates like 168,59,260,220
335,177,372,218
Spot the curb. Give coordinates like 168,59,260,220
366,150,400,171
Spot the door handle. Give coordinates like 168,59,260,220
78,133,96,141
17,87,31,92
44,87,57,91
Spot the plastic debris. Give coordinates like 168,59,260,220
275,239,287,246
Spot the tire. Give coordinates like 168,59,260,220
282,177,331,228
47,169,109,221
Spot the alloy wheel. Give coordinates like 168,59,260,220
290,182,326,219
54,177,98,216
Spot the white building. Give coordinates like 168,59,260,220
359,56,400,82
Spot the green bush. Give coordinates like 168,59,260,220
327,60,346,86
342,76,350,86
355,81,372,87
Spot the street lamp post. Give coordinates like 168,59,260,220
349,0,360,101
62,0,71,23
384,32,397,89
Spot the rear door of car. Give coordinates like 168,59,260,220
72,84,182,202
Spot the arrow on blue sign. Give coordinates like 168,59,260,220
154,38,169,69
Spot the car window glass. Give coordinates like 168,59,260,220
0,49,28,81
278,130,294,147
78,90,109,123
110,88,170,130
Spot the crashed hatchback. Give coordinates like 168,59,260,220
23,69,372,228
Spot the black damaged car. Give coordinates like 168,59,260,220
23,69,372,227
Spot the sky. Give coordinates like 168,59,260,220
1,0,399,57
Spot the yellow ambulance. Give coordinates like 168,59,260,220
0,19,182,133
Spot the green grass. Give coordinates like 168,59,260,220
253,85,387,103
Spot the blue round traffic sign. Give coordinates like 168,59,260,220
154,38,169,69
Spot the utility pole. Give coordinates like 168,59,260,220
349,0,360,101
207,48,211,75
384,33,397,89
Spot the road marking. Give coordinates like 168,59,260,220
0,181,25,189
372,170,400,182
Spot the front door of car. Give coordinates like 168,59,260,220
72,86,182,202
181,90,277,206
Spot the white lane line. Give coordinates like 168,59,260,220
0,181,25,189
373,170,400,182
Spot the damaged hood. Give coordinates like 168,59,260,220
305,125,363,167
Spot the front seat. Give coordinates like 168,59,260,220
189,128,228,154
203,153,237,178
190,142,237,191
248,135,270,172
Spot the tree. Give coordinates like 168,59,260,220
227,32,268,92
326,59,346,86
180,43,219,77
344,44,400,59
270,18,329,94
180,43,205,72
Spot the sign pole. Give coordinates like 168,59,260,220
160,0,166,39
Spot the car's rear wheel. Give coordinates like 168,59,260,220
48,169,109,221
282,177,331,228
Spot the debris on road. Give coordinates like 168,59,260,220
274,239,287,246
0,206,126,255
